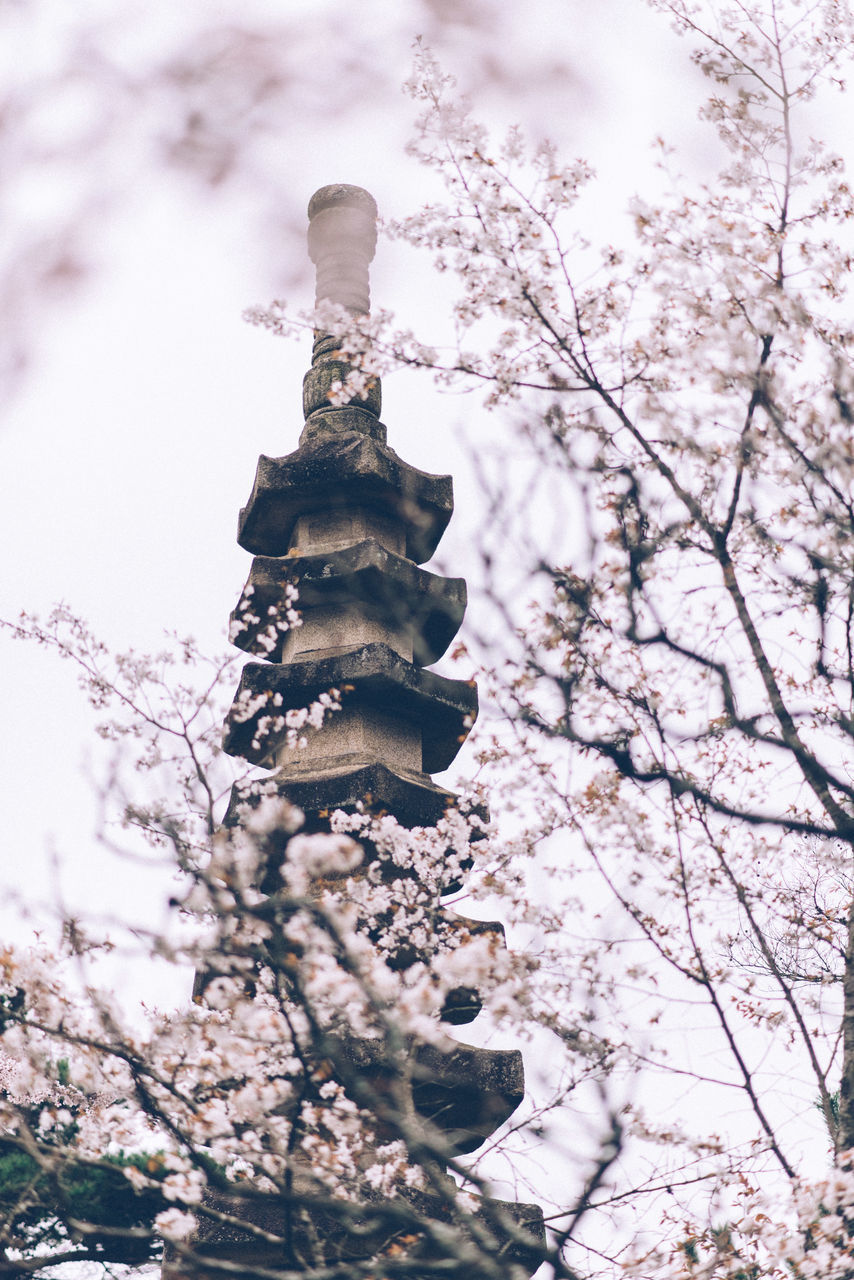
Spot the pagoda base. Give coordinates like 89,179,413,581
162,1182,545,1279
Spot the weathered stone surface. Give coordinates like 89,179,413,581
414,1040,525,1152
339,1037,525,1154
286,599,416,665
299,403,387,444
231,539,466,666
224,758,460,831
440,985,483,1025
302,358,381,419
237,432,453,564
223,642,477,774
290,504,407,558
279,701,423,772
308,183,379,224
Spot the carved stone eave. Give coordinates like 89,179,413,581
237,432,453,565
224,642,477,774
224,758,464,831
231,539,466,667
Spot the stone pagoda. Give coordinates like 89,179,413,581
213,185,544,1275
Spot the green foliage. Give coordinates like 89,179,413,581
0,1143,167,1262
816,1089,841,1140
679,1236,699,1267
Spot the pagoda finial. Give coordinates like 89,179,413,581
303,184,382,427
307,184,378,315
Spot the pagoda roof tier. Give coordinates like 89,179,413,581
225,758,462,830
343,1037,525,1155
166,1187,545,1278
224,642,477,774
222,760,481,896
237,431,453,565
231,539,466,666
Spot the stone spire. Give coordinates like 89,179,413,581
211,186,543,1274
301,184,382,438
307,183,377,314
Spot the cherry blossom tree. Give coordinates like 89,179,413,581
252,0,854,1273
6,1,854,1279
411,0,854,1273
0,616,598,1280
0,609,563,1280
